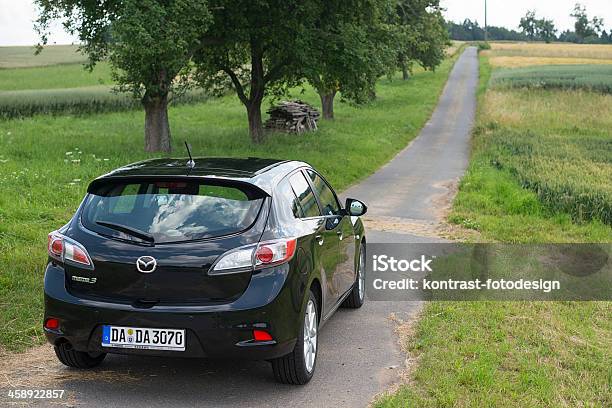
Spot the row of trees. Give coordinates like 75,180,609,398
448,3,612,45
36,0,449,152
518,11,556,43
447,20,526,42
519,5,610,44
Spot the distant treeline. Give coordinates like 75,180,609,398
448,19,612,44
448,20,526,42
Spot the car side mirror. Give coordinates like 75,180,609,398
345,198,367,216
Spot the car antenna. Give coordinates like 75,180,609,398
185,141,195,169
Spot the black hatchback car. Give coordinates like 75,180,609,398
44,157,367,384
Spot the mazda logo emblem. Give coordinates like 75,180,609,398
136,256,157,273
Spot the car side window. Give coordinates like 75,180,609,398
306,170,340,216
289,172,321,218
276,179,304,219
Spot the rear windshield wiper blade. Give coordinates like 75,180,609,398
95,221,155,243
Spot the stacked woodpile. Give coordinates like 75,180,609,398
264,100,320,133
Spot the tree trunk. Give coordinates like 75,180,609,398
246,99,264,143
402,64,410,80
319,91,336,120
143,94,171,153
246,41,266,143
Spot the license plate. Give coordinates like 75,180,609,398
102,325,185,351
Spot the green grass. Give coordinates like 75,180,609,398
376,302,611,407
375,53,612,407
0,55,460,351
0,45,87,69
0,86,209,119
472,125,611,226
452,57,612,243
491,64,612,94
0,62,210,118
0,62,113,91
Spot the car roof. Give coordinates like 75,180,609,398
88,157,312,195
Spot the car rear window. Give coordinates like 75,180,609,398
82,179,265,243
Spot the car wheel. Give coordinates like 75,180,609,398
342,243,365,309
271,290,318,385
54,342,106,368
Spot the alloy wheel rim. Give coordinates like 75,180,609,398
358,249,365,301
303,299,317,373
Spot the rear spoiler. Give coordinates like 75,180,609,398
87,175,271,198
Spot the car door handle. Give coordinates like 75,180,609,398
315,235,324,246
336,231,343,240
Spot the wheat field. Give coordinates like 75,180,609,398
484,42,612,67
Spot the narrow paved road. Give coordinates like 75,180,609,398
2,47,478,408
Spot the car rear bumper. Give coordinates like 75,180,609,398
43,262,306,360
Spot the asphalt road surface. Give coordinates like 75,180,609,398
3,47,477,408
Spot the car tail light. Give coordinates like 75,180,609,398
48,233,63,258
254,238,297,268
210,237,297,275
47,230,93,268
253,330,273,342
64,240,91,266
210,245,257,274
44,317,60,330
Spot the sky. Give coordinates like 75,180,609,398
1,0,611,46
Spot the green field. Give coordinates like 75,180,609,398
451,58,612,242
0,62,112,91
0,51,460,351
0,86,209,119
0,60,213,118
491,64,612,93
375,46,612,407
0,45,87,68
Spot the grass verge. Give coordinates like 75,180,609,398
0,53,460,351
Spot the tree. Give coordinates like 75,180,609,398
571,3,603,41
519,10,537,40
195,1,321,142
390,0,450,80
536,18,557,43
36,0,211,152
303,0,395,119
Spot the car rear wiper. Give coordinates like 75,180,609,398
95,221,155,243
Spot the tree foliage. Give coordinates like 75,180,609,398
519,11,557,43
535,18,557,43
194,0,321,142
519,11,538,40
448,19,527,42
571,3,604,42
388,0,449,80
36,0,212,152
302,0,395,119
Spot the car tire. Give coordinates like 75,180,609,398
271,290,318,385
54,342,106,369
342,243,365,309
